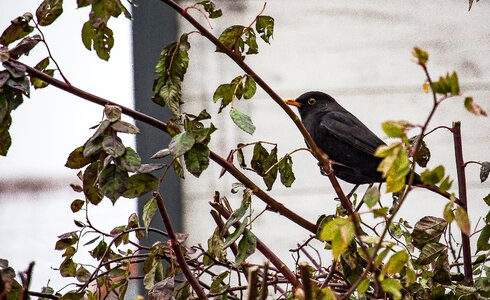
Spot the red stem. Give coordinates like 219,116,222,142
154,192,208,299
452,121,473,286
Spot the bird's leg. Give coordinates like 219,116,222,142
346,184,360,200
354,183,374,211
317,162,331,176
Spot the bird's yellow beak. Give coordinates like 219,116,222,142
284,98,302,107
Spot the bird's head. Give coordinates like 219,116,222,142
284,91,338,120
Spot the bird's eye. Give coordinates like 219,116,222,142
307,98,316,105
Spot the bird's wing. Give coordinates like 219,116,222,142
319,111,386,155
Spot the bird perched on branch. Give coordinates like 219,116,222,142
285,91,457,202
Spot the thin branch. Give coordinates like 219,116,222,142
452,121,473,286
154,192,208,299
28,291,58,300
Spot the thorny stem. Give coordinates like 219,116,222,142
452,121,473,286
17,58,317,234
154,192,208,299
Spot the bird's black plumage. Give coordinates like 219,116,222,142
285,91,463,204
286,91,391,184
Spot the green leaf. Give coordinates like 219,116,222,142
434,250,451,284
70,199,85,213
36,0,64,26
217,25,245,53
464,96,487,116
416,242,446,265
420,165,445,185
93,25,114,61
244,30,258,55
381,278,402,300
0,112,12,156
411,216,447,249
412,47,428,65
439,175,453,192
363,186,380,208
3,60,26,78
207,228,226,263
251,142,269,175
447,71,460,95
480,161,490,182
375,142,410,192
60,258,77,277
122,173,158,198
223,219,248,249
76,265,91,283
152,34,190,117
115,147,141,172
484,194,490,206
229,107,255,135
81,21,94,50
158,80,182,117
455,206,471,236
213,82,234,112
210,271,230,295
222,190,251,234
102,134,126,158
65,146,94,169
196,1,222,19
0,15,34,46
317,217,355,259
234,230,256,267
169,131,195,157
383,250,409,275
184,143,210,177
255,15,274,44
104,105,122,122
243,76,256,99
262,146,278,190
381,120,412,138
83,162,103,205
476,224,490,252
142,197,157,234
172,158,185,179
99,164,129,203
443,201,454,223
279,154,295,187
110,120,140,134
10,35,42,58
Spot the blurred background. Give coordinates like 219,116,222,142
1,0,489,294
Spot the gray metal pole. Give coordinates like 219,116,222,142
132,2,182,240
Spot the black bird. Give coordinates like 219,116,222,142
285,91,457,202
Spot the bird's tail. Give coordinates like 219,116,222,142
410,173,462,206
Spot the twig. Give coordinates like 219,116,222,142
259,263,270,300
32,19,70,84
21,262,35,300
246,266,259,299
463,160,482,168
423,125,453,137
154,192,208,299
299,262,312,300
452,121,473,286
28,291,58,299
